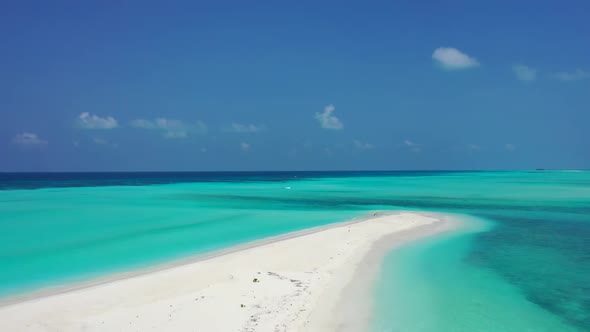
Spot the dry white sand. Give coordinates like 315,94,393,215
0,211,457,332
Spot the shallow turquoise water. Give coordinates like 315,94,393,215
373,216,580,332
0,171,589,331
0,181,365,294
368,172,590,331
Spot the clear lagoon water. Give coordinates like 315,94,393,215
0,171,589,331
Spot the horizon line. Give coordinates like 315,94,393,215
1,169,588,174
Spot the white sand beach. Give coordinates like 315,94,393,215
0,212,456,332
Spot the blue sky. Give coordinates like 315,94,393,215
1,0,589,171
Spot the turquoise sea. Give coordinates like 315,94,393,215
0,171,589,331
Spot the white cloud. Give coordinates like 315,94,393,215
93,137,109,145
468,143,481,151
353,140,374,150
505,143,516,151
432,47,480,70
225,123,265,133
11,132,47,146
513,65,537,82
554,69,589,81
404,139,421,152
315,104,343,130
77,112,118,129
129,119,155,129
130,118,207,138
92,137,118,148
240,142,251,151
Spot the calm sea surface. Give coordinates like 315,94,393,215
0,171,588,331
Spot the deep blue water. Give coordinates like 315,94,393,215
0,170,477,190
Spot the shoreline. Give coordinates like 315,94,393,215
312,212,461,331
0,211,382,307
0,211,463,331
